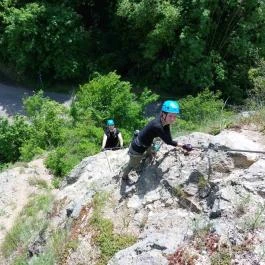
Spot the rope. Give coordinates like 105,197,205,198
192,144,265,154
104,152,113,172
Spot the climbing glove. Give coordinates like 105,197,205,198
182,144,193,152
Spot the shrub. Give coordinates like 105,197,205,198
0,116,32,162
22,90,71,160
71,71,158,131
173,88,233,135
45,123,101,177
179,88,224,123
44,71,158,177
20,139,45,161
1,2,89,80
248,59,265,108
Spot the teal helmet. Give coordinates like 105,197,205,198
162,100,180,114
106,119,115,126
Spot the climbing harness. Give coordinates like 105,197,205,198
103,147,124,151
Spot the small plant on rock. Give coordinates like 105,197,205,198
167,246,198,265
210,249,231,265
234,194,251,218
242,203,265,231
173,185,186,198
90,192,137,264
198,175,208,189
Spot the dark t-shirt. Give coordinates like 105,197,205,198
132,116,177,153
105,128,120,148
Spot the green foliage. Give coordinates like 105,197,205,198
51,178,60,189
11,228,67,265
0,116,31,162
234,194,251,218
1,193,53,259
248,59,265,108
242,203,265,231
198,175,208,189
210,250,231,265
0,162,10,172
45,123,101,177
21,90,70,161
173,185,186,198
180,88,224,123
20,139,45,161
11,255,28,265
117,0,265,102
90,192,137,264
71,72,158,131
237,108,265,132
0,1,89,80
23,90,48,118
1,0,265,101
46,146,75,177
28,176,49,189
0,78,235,180
29,252,55,265
0,74,157,177
173,88,234,135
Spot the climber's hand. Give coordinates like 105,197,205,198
182,144,193,152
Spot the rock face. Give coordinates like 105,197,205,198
45,128,265,265
0,159,53,244
3,128,265,265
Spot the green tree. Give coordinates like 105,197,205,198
44,72,158,177
116,0,265,102
45,122,101,177
248,59,265,107
173,88,233,134
71,71,158,131
0,116,32,162
0,1,89,80
21,91,71,161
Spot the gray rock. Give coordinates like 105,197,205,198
17,129,265,265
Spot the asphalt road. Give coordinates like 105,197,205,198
0,82,72,117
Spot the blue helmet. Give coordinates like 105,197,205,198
161,100,180,114
106,119,115,126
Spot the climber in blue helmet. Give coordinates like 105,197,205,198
120,100,192,184
101,119,123,151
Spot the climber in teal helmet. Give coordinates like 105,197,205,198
120,100,192,183
101,119,123,151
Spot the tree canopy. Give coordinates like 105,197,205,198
1,0,265,102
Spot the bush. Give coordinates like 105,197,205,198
71,71,158,131
0,116,32,162
0,2,89,80
20,139,45,161
22,90,71,160
0,74,157,176
247,59,265,108
172,88,233,135
179,88,224,123
45,123,101,177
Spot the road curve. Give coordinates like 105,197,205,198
0,82,72,117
